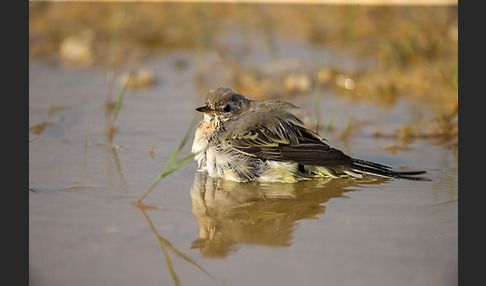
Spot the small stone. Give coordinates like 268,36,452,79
282,73,312,93
119,68,157,89
59,30,95,66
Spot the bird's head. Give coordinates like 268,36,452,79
196,87,250,124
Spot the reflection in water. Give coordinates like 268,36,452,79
136,206,218,286
190,172,388,258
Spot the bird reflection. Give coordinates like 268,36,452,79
190,172,388,258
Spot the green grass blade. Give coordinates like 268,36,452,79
137,121,197,202
440,67,458,93
106,7,125,106
166,119,197,166
159,153,196,180
111,71,132,124
311,77,321,134
322,102,340,137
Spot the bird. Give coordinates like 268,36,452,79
191,87,428,183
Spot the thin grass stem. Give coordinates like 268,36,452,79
311,75,321,134
84,118,88,172
106,7,125,107
159,235,215,280
161,243,181,286
138,208,216,285
111,71,132,124
322,102,340,138
137,121,197,203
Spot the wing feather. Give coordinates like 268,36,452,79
226,119,354,166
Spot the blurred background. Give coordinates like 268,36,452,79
30,1,458,120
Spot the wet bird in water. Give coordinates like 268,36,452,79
192,87,428,183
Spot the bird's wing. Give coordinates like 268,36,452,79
224,116,354,166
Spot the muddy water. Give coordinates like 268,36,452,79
30,37,457,286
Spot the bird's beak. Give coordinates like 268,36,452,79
196,105,213,113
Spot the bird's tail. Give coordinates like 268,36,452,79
349,159,430,181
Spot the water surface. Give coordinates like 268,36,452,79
29,4,457,285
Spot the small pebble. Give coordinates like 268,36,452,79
282,73,312,93
59,30,95,66
119,68,157,89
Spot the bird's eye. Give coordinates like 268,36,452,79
223,105,232,112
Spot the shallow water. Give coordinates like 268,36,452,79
29,8,457,284
29,54,457,286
